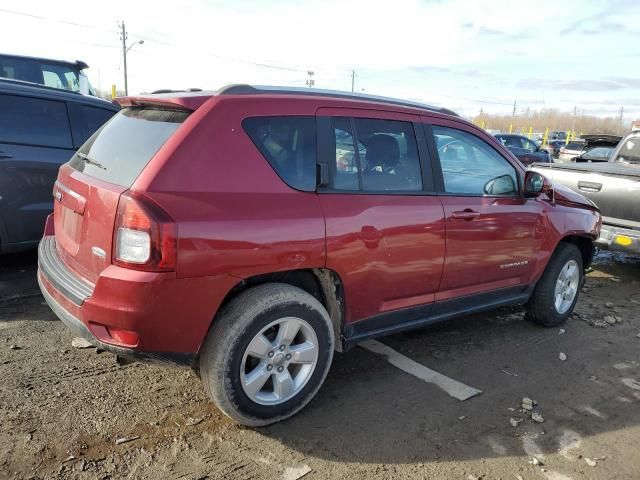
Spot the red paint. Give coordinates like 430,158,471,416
39,90,600,356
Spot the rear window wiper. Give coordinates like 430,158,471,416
76,152,106,170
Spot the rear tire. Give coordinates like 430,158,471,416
199,283,334,427
526,242,583,327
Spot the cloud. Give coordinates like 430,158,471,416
477,26,504,36
517,77,640,91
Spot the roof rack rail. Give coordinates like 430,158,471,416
150,88,203,94
216,84,458,117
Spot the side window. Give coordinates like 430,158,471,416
332,118,360,190
501,135,523,150
330,117,423,192
0,94,72,148
42,70,64,89
41,64,79,92
243,116,317,192
521,138,537,152
0,56,33,81
432,126,518,196
68,103,117,147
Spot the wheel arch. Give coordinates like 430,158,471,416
558,234,595,270
211,268,346,353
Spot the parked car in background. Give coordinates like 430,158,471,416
558,140,586,162
543,139,565,159
549,130,567,141
0,79,118,253
0,53,97,96
494,133,551,165
557,135,621,163
39,85,599,427
532,130,640,255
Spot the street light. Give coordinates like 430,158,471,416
122,37,144,95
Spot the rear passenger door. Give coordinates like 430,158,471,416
424,118,544,300
0,93,75,246
316,108,446,332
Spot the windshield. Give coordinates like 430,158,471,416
612,136,640,167
69,107,190,187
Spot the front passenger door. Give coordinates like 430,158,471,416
426,121,544,301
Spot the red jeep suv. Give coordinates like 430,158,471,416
38,85,600,426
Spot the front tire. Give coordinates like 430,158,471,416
199,283,334,426
526,242,583,327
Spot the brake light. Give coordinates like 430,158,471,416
113,191,177,271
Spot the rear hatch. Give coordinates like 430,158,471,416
53,106,191,282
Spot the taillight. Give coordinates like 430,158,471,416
113,191,177,271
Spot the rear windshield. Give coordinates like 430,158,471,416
69,107,190,187
565,141,585,150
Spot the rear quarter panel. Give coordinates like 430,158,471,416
135,97,327,281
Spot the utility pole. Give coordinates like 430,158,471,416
306,70,315,88
619,106,624,134
119,21,128,95
351,70,356,93
572,106,577,136
512,100,517,121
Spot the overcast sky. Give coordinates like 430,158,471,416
2,0,639,119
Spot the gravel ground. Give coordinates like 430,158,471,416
1,251,639,480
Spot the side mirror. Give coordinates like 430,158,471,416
524,170,553,197
484,174,517,195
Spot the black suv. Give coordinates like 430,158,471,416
0,79,119,253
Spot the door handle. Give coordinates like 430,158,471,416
578,181,602,192
0,151,12,159
451,210,481,221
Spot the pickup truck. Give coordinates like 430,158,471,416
532,131,640,255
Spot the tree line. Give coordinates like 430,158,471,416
473,108,629,135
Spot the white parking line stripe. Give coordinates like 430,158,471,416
359,339,483,401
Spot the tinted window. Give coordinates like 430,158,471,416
41,63,80,92
0,56,35,82
613,136,640,167
433,126,518,195
69,107,189,187
243,116,317,191
68,102,118,147
497,135,523,150
521,138,537,152
0,94,72,148
330,117,422,192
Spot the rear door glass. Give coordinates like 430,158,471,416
0,94,72,148
68,102,118,147
69,107,189,187
330,117,423,192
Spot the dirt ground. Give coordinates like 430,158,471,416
1,251,639,480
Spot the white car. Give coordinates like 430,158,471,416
557,141,586,163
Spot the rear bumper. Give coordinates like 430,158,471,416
38,272,193,366
596,224,640,254
38,236,238,365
